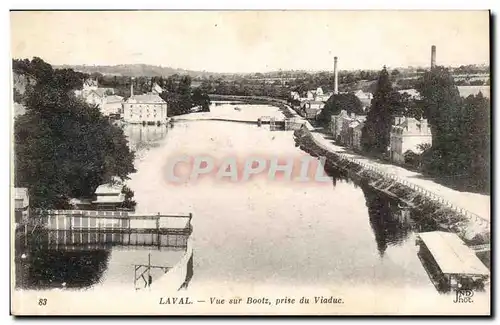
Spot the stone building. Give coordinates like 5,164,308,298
74,78,121,116
344,118,366,152
354,90,373,111
101,95,124,117
330,110,366,148
300,100,325,119
390,117,432,164
123,93,168,125
306,87,331,102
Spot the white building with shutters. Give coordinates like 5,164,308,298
123,93,168,125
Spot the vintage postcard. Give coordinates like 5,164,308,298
10,10,491,316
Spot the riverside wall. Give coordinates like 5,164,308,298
155,237,194,291
294,125,490,244
209,94,490,245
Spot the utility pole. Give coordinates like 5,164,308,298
148,253,151,287
133,252,170,290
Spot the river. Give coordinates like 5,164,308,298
126,102,435,291
14,102,489,313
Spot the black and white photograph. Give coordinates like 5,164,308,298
9,10,491,315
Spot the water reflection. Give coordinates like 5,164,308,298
15,228,190,290
323,162,351,188
20,249,111,290
15,229,110,290
325,165,412,257
122,124,168,152
361,186,412,257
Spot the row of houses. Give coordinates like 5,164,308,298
291,88,374,120
330,110,367,151
330,110,432,164
75,78,169,125
290,88,330,119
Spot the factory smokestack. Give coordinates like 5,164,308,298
431,45,436,69
334,56,339,94
130,77,134,97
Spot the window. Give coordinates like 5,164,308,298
81,217,89,228
73,216,81,228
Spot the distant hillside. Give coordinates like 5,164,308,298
54,64,225,78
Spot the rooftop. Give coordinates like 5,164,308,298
93,193,126,204
104,95,124,103
417,231,489,276
127,93,166,104
91,88,115,98
152,83,164,94
354,89,373,98
94,183,123,195
398,88,421,99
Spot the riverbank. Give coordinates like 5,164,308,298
209,95,490,244
294,126,489,244
13,101,490,310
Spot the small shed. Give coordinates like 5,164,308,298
93,182,125,210
416,231,489,290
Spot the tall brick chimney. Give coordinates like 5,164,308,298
130,77,134,97
333,56,339,94
431,45,436,69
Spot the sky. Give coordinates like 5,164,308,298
10,11,490,73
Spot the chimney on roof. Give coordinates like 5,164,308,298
431,45,436,69
333,56,339,94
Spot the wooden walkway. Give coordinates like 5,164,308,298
37,210,193,234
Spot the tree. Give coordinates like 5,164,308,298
178,75,192,111
416,66,463,174
391,69,400,77
393,92,423,119
404,150,421,169
417,143,432,153
417,67,490,193
192,87,211,112
121,185,137,210
361,66,400,155
317,93,363,127
14,58,136,210
461,92,490,191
